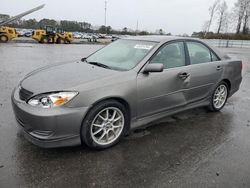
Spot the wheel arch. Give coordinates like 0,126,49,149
82,96,132,133
221,78,231,92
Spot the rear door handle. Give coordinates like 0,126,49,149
178,72,190,80
216,66,222,71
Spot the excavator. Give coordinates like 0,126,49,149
0,4,45,43
32,26,73,44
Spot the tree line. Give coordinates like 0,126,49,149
1,16,160,35
3,18,94,33
194,0,250,39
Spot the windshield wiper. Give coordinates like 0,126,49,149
81,58,112,70
87,61,111,69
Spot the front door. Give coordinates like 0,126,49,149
137,41,190,119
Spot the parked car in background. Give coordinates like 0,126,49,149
82,33,98,42
16,28,27,37
15,29,33,37
12,36,242,149
98,34,106,39
111,35,128,42
72,32,82,39
82,33,91,39
24,30,33,37
111,35,120,42
105,34,112,39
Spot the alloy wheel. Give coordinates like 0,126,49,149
90,107,124,146
213,84,228,109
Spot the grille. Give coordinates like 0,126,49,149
19,87,33,101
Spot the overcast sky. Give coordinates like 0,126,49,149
1,0,237,34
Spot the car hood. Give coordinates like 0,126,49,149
20,61,119,94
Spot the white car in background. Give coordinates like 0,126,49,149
16,28,28,37
82,33,94,39
82,33,98,42
72,32,82,39
105,34,112,39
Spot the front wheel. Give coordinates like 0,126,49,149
81,100,128,149
40,36,49,44
0,35,8,43
209,81,229,112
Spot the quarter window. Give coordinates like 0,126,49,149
211,51,219,61
187,42,212,65
150,42,185,69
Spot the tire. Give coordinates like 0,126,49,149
57,38,65,44
48,36,54,44
41,36,49,44
81,100,129,149
208,81,229,112
0,35,8,43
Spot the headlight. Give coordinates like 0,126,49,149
28,91,78,108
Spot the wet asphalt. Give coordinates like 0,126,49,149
0,43,250,188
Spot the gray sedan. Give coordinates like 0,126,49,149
11,36,242,149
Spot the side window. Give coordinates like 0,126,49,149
150,42,185,69
187,42,212,65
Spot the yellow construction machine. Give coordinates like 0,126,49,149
32,26,73,44
0,4,45,43
0,26,17,42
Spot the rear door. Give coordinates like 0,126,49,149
137,41,190,118
185,41,223,104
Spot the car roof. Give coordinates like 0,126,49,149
124,35,228,60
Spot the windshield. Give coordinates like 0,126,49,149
86,39,157,71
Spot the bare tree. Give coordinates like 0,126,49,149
202,21,210,33
235,1,243,33
206,0,220,35
216,1,228,34
242,0,250,34
234,0,250,34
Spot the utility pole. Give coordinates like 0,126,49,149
104,1,107,27
104,1,107,34
136,20,138,35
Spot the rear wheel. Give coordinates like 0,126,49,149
0,35,8,43
81,100,128,149
209,81,229,112
40,36,49,44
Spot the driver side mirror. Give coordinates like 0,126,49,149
143,63,164,73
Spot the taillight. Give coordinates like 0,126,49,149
241,61,243,70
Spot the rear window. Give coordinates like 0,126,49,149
186,42,220,64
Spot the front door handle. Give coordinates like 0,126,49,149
216,66,222,71
178,72,190,80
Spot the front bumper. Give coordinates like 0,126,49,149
11,87,89,148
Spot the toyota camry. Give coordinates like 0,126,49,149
12,36,242,149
